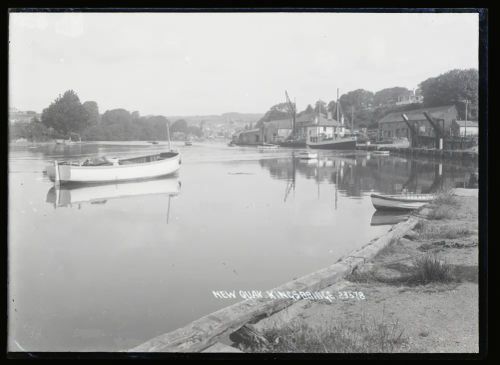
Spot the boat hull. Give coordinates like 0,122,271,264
46,152,181,184
297,152,318,159
307,138,356,150
279,140,307,148
371,193,434,211
372,150,390,155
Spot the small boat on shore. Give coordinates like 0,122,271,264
185,140,193,146
371,193,435,211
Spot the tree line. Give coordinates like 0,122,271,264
257,68,479,129
10,90,203,142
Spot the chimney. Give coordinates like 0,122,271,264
327,111,332,120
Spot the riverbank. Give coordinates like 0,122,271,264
129,189,478,353
230,189,478,353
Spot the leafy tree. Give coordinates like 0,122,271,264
373,87,410,106
327,100,337,116
297,104,314,117
9,117,54,141
171,119,188,134
339,89,375,111
82,123,106,141
257,102,290,125
83,101,100,126
41,90,89,135
419,68,478,120
100,109,133,140
145,115,169,140
187,125,203,137
314,100,327,115
101,109,132,126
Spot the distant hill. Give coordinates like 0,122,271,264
167,112,263,126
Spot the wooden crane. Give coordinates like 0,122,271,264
423,112,445,149
401,114,419,148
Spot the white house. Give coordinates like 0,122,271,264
306,115,345,143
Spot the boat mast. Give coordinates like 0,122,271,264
351,106,354,134
285,91,296,139
336,88,340,124
166,121,172,151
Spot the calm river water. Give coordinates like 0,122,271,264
8,141,477,351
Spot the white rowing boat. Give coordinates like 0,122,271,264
370,193,435,211
46,151,181,185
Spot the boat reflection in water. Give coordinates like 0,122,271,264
370,210,410,226
46,176,181,209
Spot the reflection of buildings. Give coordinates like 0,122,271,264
259,153,477,197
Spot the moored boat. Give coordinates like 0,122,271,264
46,151,181,185
371,193,435,211
307,136,357,150
372,150,390,156
297,151,318,159
258,143,279,149
279,140,307,148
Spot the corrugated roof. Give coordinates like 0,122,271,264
455,120,479,128
378,105,458,125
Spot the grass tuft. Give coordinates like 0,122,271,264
407,254,453,285
238,316,408,353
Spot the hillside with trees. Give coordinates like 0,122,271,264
258,68,478,130
419,68,478,120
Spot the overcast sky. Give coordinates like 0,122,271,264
9,12,479,116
